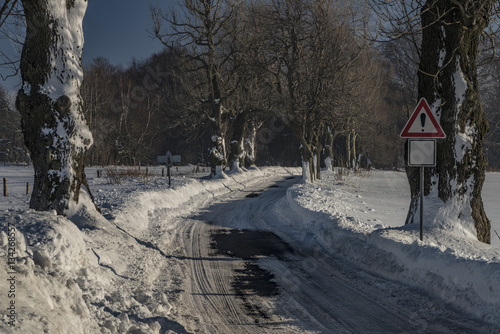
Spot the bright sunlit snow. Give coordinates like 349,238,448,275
1,165,499,333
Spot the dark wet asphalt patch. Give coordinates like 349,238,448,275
210,229,287,319
234,262,279,298
211,229,293,260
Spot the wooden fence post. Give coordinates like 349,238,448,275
26,182,30,196
3,178,7,197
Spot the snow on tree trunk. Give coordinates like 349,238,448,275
300,156,315,183
324,157,333,172
315,143,322,180
229,141,243,172
301,160,310,183
228,110,247,172
244,121,258,167
16,0,92,215
209,135,226,178
405,2,491,243
299,134,315,183
312,155,317,178
324,127,334,172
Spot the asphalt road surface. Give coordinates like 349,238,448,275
143,175,496,333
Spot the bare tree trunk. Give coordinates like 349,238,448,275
228,111,247,171
299,134,314,182
152,0,234,178
315,143,322,180
207,81,226,177
313,128,323,180
352,130,358,171
209,132,226,177
324,127,335,172
244,120,259,168
309,155,315,182
346,131,351,169
406,1,491,243
16,0,92,214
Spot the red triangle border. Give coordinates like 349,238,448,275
400,98,446,138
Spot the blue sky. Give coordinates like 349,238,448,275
82,0,173,67
1,0,175,90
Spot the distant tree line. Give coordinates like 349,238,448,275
2,0,500,176
0,85,26,163
75,0,406,179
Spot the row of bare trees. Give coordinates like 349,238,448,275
0,0,416,180
2,0,500,242
147,0,403,180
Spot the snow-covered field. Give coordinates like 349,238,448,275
0,164,499,333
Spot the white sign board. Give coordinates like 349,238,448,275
408,139,436,167
157,151,181,164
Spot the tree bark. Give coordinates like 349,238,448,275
209,132,226,177
299,134,314,182
207,69,226,177
244,120,258,167
228,110,247,171
315,143,322,180
351,129,357,171
313,128,322,180
324,127,335,172
406,0,491,243
346,131,351,169
16,0,92,215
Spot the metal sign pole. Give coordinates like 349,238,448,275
167,156,171,188
401,98,446,243
420,166,424,241
168,166,171,187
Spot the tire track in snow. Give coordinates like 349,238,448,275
169,178,317,333
183,176,494,333
183,221,248,332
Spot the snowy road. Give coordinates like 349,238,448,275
140,175,495,333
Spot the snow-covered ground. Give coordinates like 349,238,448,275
277,170,500,326
0,165,499,333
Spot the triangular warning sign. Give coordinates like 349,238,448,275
400,98,446,138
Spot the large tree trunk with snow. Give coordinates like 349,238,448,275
244,120,258,168
208,90,226,177
405,1,491,243
299,134,314,183
209,133,226,177
228,110,247,171
16,0,92,215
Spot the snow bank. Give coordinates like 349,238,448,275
0,209,102,333
5,164,496,331
280,170,500,326
109,166,290,233
0,165,297,333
